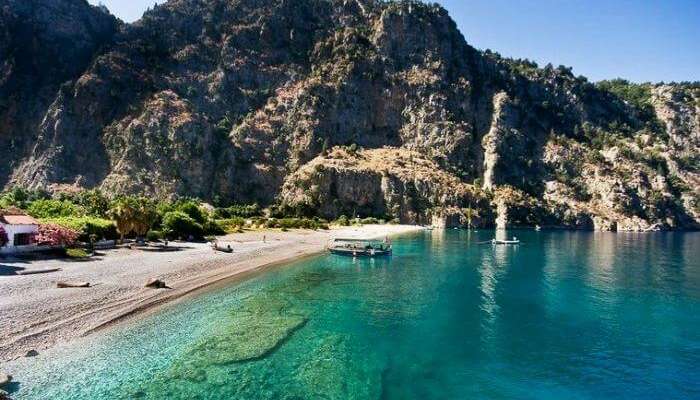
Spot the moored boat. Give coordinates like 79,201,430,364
491,237,520,245
328,238,392,257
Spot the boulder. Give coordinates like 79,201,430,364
145,279,168,289
0,372,11,387
25,349,39,357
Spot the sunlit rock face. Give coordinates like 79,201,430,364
1,0,698,229
278,147,493,226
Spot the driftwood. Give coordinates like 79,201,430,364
57,281,90,288
18,268,61,276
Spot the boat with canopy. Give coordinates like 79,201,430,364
328,237,392,257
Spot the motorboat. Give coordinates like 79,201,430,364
328,238,392,257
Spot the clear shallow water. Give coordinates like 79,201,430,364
7,231,700,399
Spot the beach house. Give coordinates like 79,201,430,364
0,208,39,254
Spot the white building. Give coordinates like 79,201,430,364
0,210,40,254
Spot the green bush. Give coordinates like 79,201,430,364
214,204,262,218
335,215,350,226
162,211,204,239
202,218,225,235
0,187,50,209
360,217,380,225
27,199,84,219
41,217,118,241
75,190,111,217
217,217,246,233
176,200,208,224
66,248,90,259
146,230,164,241
263,218,326,230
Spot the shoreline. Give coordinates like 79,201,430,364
0,225,422,362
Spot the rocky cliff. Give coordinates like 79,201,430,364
1,0,698,230
0,0,119,187
278,147,492,226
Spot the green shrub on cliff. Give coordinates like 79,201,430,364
596,79,663,131
597,79,652,110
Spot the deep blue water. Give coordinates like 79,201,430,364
7,230,700,399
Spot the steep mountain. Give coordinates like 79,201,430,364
0,0,119,188
1,0,698,230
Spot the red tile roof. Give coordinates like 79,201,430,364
0,214,39,225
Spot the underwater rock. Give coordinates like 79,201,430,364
121,269,340,398
187,313,308,366
294,335,384,400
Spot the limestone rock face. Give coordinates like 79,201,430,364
651,85,700,150
0,0,698,229
482,92,522,191
100,91,236,199
278,148,491,225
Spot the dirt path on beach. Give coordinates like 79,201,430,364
0,225,421,362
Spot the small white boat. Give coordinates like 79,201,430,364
492,237,520,245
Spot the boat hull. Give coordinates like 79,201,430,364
329,248,392,257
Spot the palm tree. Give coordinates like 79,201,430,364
109,196,156,242
133,200,157,238
109,197,136,242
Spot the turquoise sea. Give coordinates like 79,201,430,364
6,230,700,399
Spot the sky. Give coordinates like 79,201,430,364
88,0,699,83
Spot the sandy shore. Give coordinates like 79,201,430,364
0,224,421,362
